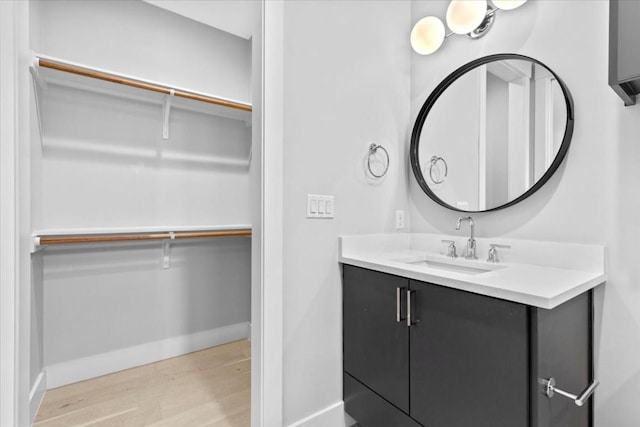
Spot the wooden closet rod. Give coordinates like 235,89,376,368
37,229,252,246
37,58,252,112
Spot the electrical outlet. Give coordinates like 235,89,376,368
396,210,405,230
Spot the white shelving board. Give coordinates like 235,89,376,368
33,224,252,237
32,54,252,124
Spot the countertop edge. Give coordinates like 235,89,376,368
339,256,606,310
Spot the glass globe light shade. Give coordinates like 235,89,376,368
410,16,446,55
492,0,527,10
446,0,488,35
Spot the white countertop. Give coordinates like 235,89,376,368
339,234,606,309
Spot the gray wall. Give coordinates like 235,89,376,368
410,1,639,425
43,239,251,365
29,0,252,389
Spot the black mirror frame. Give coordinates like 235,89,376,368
410,53,575,213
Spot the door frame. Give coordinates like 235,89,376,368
1,1,34,425
252,1,284,426
0,1,19,425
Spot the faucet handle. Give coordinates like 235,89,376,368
487,244,511,263
441,240,457,258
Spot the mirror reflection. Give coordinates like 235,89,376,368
414,57,571,212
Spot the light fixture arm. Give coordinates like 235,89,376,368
465,5,499,39
410,0,527,55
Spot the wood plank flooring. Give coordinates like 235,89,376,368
34,340,251,427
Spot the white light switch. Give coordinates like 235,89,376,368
307,194,334,219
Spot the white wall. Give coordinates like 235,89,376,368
281,1,411,424
410,1,638,425
30,0,253,389
39,83,251,229
32,0,251,103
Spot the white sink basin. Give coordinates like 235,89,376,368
407,259,501,275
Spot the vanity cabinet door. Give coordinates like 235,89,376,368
409,280,529,427
343,266,410,413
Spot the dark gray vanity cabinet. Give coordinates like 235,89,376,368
343,265,594,427
343,267,418,427
409,279,528,426
609,0,640,105
343,267,410,412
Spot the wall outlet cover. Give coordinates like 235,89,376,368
396,210,405,230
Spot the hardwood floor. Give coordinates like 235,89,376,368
34,340,251,427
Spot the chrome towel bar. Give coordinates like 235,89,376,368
541,377,599,407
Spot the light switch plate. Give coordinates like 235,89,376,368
307,194,334,219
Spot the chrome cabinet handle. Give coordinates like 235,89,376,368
396,287,407,322
542,377,599,407
406,289,416,327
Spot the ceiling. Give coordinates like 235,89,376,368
144,0,256,40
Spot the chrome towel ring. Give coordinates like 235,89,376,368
368,143,389,178
429,155,448,184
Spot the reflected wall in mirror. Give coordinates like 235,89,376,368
411,54,574,212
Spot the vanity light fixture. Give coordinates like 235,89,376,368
410,0,527,55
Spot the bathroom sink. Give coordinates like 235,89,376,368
405,258,502,275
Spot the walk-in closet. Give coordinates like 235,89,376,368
28,1,255,424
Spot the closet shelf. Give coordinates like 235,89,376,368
33,224,252,247
31,54,252,124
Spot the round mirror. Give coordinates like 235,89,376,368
410,54,574,212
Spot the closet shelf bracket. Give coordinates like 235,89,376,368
29,65,45,146
162,90,174,140
162,232,175,269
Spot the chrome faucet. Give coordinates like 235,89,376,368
455,216,476,259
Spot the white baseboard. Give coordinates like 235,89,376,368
46,321,250,389
29,370,46,424
288,401,353,427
